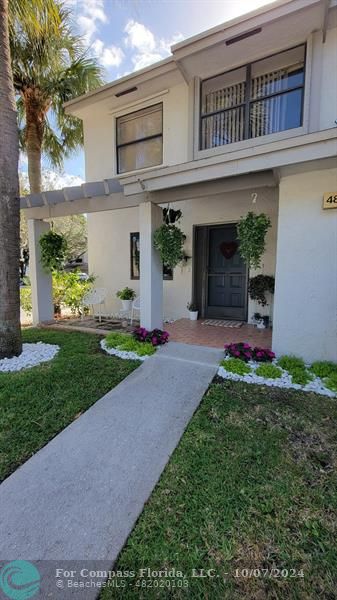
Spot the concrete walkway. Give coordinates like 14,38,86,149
0,342,222,599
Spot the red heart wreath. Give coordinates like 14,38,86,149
220,241,238,259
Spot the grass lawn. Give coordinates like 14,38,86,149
101,379,337,599
0,328,138,482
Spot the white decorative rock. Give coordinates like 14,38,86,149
0,342,59,373
100,339,151,361
217,358,336,398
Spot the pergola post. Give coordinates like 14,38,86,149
27,219,53,325
139,201,163,330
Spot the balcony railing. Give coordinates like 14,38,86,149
200,45,305,151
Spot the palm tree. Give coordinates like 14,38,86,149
0,0,22,358
11,0,103,193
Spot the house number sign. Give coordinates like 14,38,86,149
323,192,337,209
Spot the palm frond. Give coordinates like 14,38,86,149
46,55,103,103
41,118,65,170
9,0,62,36
11,0,105,172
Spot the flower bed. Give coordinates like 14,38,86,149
133,327,169,346
0,342,59,372
225,342,275,362
218,348,337,398
101,328,169,361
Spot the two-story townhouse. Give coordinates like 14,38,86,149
22,0,337,362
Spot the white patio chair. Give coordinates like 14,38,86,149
82,287,107,323
130,296,140,326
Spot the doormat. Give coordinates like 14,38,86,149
202,319,243,328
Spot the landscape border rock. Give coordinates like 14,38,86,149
218,358,336,398
0,343,60,373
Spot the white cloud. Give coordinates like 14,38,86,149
124,20,183,71
72,0,108,44
78,15,98,45
131,51,163,71
92,38,124,68
124,20,156,53
159,33,184,54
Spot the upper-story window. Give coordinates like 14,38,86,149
200,44,305,150
116,103,163,174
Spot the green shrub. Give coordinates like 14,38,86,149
53,270,95,315
20,286,32,314
324,373,337,393
310,361,337,379
220,358,251,375
290,368,313,386
255,364,282,379
105,333,156,357
277,355,306,371
20,272,94,317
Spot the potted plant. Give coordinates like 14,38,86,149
249,276,275,329
116,287,136,311
187,301,198,321
39,230,67,272
253,312,269,329
153,207,186,269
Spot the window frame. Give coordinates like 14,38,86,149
130,232,173,281
116,103,163,175
199,43,306,151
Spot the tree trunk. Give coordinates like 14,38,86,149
24,91,44,194
0,0,22,358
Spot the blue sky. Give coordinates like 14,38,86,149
37,0,276,183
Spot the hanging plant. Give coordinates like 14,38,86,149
39,230,67,272
248,274,275,306
236,211,271,269
154,224,186,269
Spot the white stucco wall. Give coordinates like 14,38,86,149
83,82,189,182
79,16,337,186
273,168,337,363
87,185,278,321
319,27,337,131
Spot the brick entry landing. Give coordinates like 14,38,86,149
165,319,272,349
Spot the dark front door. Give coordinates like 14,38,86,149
194,224,247,320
